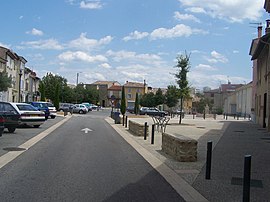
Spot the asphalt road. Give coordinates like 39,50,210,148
0,109,184,202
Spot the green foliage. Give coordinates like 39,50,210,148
193,97,213,113
54,83,60,109
134,93,139,115
154,88,165,106
120,86,126,115
41,73,67,103
174,53,191,124
165,85,179,108
39,81,45,101
140,92,155,107
0,71,12,91
174,53,190,99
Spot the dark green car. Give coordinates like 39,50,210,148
0,102,21,135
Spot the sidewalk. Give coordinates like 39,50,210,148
107,114,270,201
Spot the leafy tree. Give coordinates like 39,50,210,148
39,81,45,101
120,86,126,115
140,92,155,107
174,53,190,124
53,83,60,109
0,72,12,91
134,93,139,115
165,85,179,114
41,73,67,103
154,88,165,106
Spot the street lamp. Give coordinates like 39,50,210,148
18,69,22,102
76,72,82,86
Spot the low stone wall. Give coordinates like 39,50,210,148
128,120,149,136
162,133,197,162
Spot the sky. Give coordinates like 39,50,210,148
0,0,269,90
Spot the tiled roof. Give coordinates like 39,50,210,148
91,81,118,85
108,85,122,91
124,81,145,87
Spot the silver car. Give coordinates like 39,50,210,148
72,104,88,114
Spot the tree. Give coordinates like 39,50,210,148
165,85,179,114
134,93,139,115
39,81,45,101
120,86,126,115
174,53,190,124
53,83,60,109
154,88,165,106
0,72,12,91
140,92,155,107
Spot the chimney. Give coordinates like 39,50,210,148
265,19,270,34
258,25,263,38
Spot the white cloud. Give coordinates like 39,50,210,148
26,28,44,36
123,31,149,41
20,39,63,50
80,1,103,9
106,50,163,66
150,24,207,40
68,33,112,50
174,11,200,23
58,51,107,63
99,63,111,69
185,7,206,14
205,51,228,63
19,16,23,20
194,64,217,71
179,0,264,23
0,42,10,49
233,50,239,54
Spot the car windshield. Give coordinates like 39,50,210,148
17,104,38,111
47,103,54,107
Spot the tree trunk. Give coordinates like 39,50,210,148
179,97,183,124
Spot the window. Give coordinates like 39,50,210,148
127,94,132,99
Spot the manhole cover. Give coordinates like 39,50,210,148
3,147,27,151
231,177,263,188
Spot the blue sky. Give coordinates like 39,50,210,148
0,0,268,90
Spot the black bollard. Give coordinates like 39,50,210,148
226,114,228,120
151,124,155,144
193,114,195,119
122,115,125,126
144,122,147,140
205,141,213,180
243,155,251,202
125,116,128,128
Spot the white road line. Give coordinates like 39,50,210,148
0,116,72,170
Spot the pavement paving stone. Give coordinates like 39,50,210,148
113,114,270,201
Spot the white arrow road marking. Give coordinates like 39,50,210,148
81,128,93,133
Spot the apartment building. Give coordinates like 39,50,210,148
123,81,147,108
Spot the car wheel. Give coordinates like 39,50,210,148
45,116,48,120
59,109,64,112
7,127,16,133
51,115,56,119
79,110,83,114
33,125,40,128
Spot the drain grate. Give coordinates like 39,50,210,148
231,177,263,188
3,147,27,151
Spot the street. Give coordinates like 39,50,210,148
0,109,184,201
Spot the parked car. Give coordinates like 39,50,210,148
126,106,135,114
89,104,99,110
11,103,45,128
73,104,88,114
0,115,5,136
139,107,168,117
59,103,74,113
81,102,92,112
46,102,57,119
28,102,50,120
0,101,21,133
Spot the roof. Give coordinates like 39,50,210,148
108,85,122,91
91,81,119,85
251,33,270,60
124,81,145,88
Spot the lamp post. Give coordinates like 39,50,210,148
76,72,82,86
18,69,22,102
